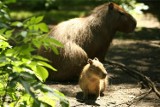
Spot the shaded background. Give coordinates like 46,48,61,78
3,0,159,24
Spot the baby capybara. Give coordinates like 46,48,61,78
79,58,108,100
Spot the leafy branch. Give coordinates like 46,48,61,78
0,1,68,107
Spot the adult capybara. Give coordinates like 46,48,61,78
79,58,108,100
39,2,136,81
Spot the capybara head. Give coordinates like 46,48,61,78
87,57,107,79
92,2,136,33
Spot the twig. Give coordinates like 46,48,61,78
71,103,85,107
112,88,152,107
104,59,160,99
127,88,152,107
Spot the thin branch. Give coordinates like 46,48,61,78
71,103,85,107
112,88,152,107
127,88,152,107
104,59,160,99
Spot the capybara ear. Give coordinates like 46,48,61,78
109,2,114,10
88,59,93,65
94,57,99,61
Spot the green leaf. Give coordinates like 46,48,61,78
35,16,44,24
5,29,14,39
28,25,34,30
22,58,31,64
20,31,27,37
32,39,42,48
0,83,5,95
38,94,56,107
33,25,39,31
37,61,57,71
4,13,10,20
0,35,6,40
46,37,64,48
18,77,36,100
0,56,9,67
30,17,36,24
13,66,23,72
0,40,11,50
10,94,35,107
33,55,49,62
11,21,23,27
51,46,59,55
0,28,7,34
38,23,49,32
52,89,69,106
35,66,48,82
19,72,36,81
33,84,69,107
18,45,35,56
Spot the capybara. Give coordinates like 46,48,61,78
79,57,108,100
39,2,136,81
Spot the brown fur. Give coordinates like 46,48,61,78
79,58,108,100
39,42,88,81
39,2,136,81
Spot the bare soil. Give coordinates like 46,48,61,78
48,13,160,107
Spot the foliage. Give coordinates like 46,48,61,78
0,1,69,107
5,0,148,12
117,0,149,14
10,10,86,24
0,1,10,28
6,0,148,25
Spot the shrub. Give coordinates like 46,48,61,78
0,1,69,107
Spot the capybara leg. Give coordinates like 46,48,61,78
96,92,100,100
95,87,101,100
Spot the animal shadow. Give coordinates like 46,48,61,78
76,92,100,106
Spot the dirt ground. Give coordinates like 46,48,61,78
48,13,160,107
